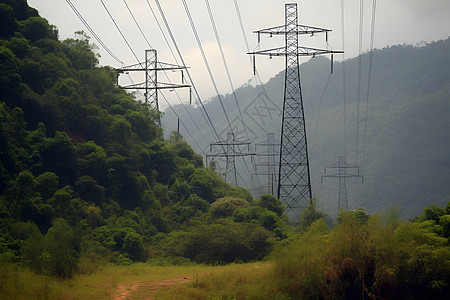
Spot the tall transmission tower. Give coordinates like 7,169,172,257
117,49,190,125
253,133,280,195
207,132,254,186
321,156,363,212
249,3,342,214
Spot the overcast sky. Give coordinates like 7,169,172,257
28,0,450,107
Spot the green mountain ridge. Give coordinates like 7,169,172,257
163,37,450,218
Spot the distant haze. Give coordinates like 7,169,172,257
29,0,450,106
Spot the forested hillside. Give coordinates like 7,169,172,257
0,0,290,277
163,38,450,219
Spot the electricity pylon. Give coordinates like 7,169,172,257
249,3,342,214
117,49,190,125
252,133,280,195
207,132,254,186
321,156,363,212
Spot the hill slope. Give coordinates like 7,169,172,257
0,0,288,274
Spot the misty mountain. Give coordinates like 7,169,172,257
162,37,450,218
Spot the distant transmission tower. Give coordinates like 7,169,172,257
117,49,190,125
249,3,342,214
253,133,280,195
207,132,254,186
321,156,363,212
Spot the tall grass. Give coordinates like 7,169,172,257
152,262,287,300
0,263,67,299
1,261,265,299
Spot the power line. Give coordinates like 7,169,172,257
154,0,222,144
182,0,252,183
124,0,211,146
234,0,251,66
145,0,180,65
250,4,342,213
362,0,377,165
181,0,234,134
65,0,123,65
159,92,204,153
233,0,275,125
123,0,153,49
311,73,332,153
205,0,250,140
321,156,363,212
233,0,277,187
99,0,142,66
355,0,364,163
205,0,255,186
340,0,347,157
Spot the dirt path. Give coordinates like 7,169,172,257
111,276,193,300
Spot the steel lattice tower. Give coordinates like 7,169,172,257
117,49,190,125
249,3,342,214
207,132,254,187
145,49,158,111
253,133,280,195
321,156,363,212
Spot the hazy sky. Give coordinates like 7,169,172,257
28,0,450,106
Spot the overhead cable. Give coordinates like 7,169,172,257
183,0,253,182
124,0,211,146
65,0,123,64
154,0,222,143
160,92,204,153
123,0,153,49
181,0,234,133
355,0,364,163
99,0,142,66
362,0,377,164
341,0,347,157
205,0,250,141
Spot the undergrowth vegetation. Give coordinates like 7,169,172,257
0,202,449,299
154,204,450,300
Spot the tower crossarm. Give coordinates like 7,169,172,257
117,61,188,72
254,24,331,36
249,46,343,57
210,140,251,147
321,173,364,182
206,153,254,158
324,163,360,174
120,82,190,90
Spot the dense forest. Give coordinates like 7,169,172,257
0,1,449,299
0,0,288,276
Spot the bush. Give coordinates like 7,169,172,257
210,197,249,218
43,218,80,279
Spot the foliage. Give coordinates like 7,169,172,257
210,196,249,218
154,219,272,264
270,204,450,299
0,0,274,278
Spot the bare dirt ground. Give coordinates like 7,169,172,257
111,276,193,300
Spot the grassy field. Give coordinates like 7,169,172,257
0,261,275,299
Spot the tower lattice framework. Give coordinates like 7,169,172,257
207,132,254,187
249,3,342,214
253,133,280,196
117,49,190,125
321,156,363,212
